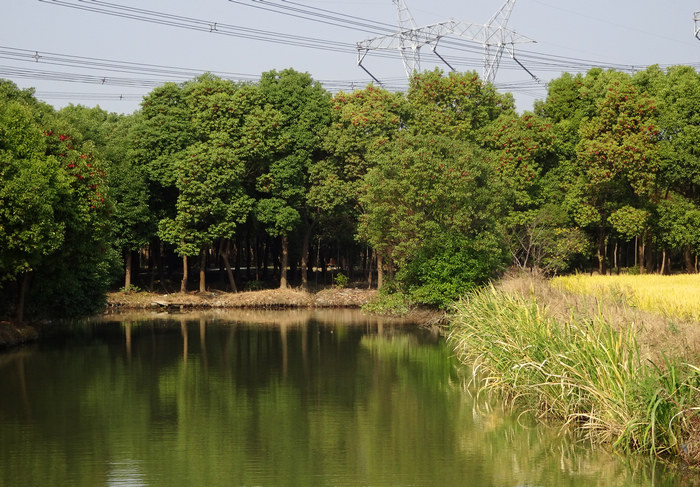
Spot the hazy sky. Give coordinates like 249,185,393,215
2,0,698,114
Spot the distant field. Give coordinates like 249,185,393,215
551,273,700,322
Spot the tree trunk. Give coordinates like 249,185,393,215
377,252,383,290
280,234,289,289
221,239,238,292
367,248,373,290
596,228,607,275
300,223,313,291
15,272,30,323
124,250,133,290
638,235,645,274
644,233,653,274
684,245,694,273
180,254,188,293
156,240,169,293
660,249,666,275
199,250,207,292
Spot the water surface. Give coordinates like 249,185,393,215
0,309,688,486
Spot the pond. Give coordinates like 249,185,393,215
0,309,689,486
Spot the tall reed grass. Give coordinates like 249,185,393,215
551,274,700,322
447,285,700,464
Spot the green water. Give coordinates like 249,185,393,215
0,309,689,486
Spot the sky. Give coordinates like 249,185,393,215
1,0,698,114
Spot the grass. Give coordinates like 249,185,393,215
551,273,700,322
446,277,700,466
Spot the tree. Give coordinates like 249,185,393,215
359,132,508,304
0,94,66,320
158,75,281,292
105,115,154,289
480,111,589,273
132,82,196,291
57,105,154,290
313,85,406,288
257,69,331,289
406,69,513,141
655,194,700,273
27,109,120,317
568,71,660,273
635,65,700,271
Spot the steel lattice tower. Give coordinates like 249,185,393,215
356,0,535,84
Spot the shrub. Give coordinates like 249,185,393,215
397,232,508,308
334,272,349,288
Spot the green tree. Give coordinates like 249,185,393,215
105,114,154,289
635,65,700,271
406,69,513,141
313,85,406,287
359,133,508,304
27,109,120,317
655,194,700,273
132,82,195,291
257,69,331,289
57,105,154,289
567,72,660,273
0,93,66,320
158,75,280,292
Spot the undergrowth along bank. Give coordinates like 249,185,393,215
446,285,700,465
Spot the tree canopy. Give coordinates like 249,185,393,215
1,64,699,320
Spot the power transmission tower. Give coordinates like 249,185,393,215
356,0,535,84
393,0,420,76
695,11,700,40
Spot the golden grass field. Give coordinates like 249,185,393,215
551,273,700,323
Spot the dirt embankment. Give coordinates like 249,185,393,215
106,287,379,310
0,288,378,350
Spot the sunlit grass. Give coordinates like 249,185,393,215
551,274,700,322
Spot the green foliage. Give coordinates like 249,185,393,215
256,69,332,245
397,233,508,308
635,65,700,202
482,111,557,207
0,98,66,281
655,194,700,253
1,63,699,317
0,83,120,318
255,198,300,238
360,133,502,263
407,69,514,141
362,288,414,316
503,205,591,274
119,284,142,293
333,272,348,288
608,205,649,241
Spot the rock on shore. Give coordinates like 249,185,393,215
0,322,38,349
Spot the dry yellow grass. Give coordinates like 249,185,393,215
551,274,700,322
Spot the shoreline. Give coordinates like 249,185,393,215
106,287,378,310
1,287,443,350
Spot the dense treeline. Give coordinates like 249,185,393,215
1,65,698,319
